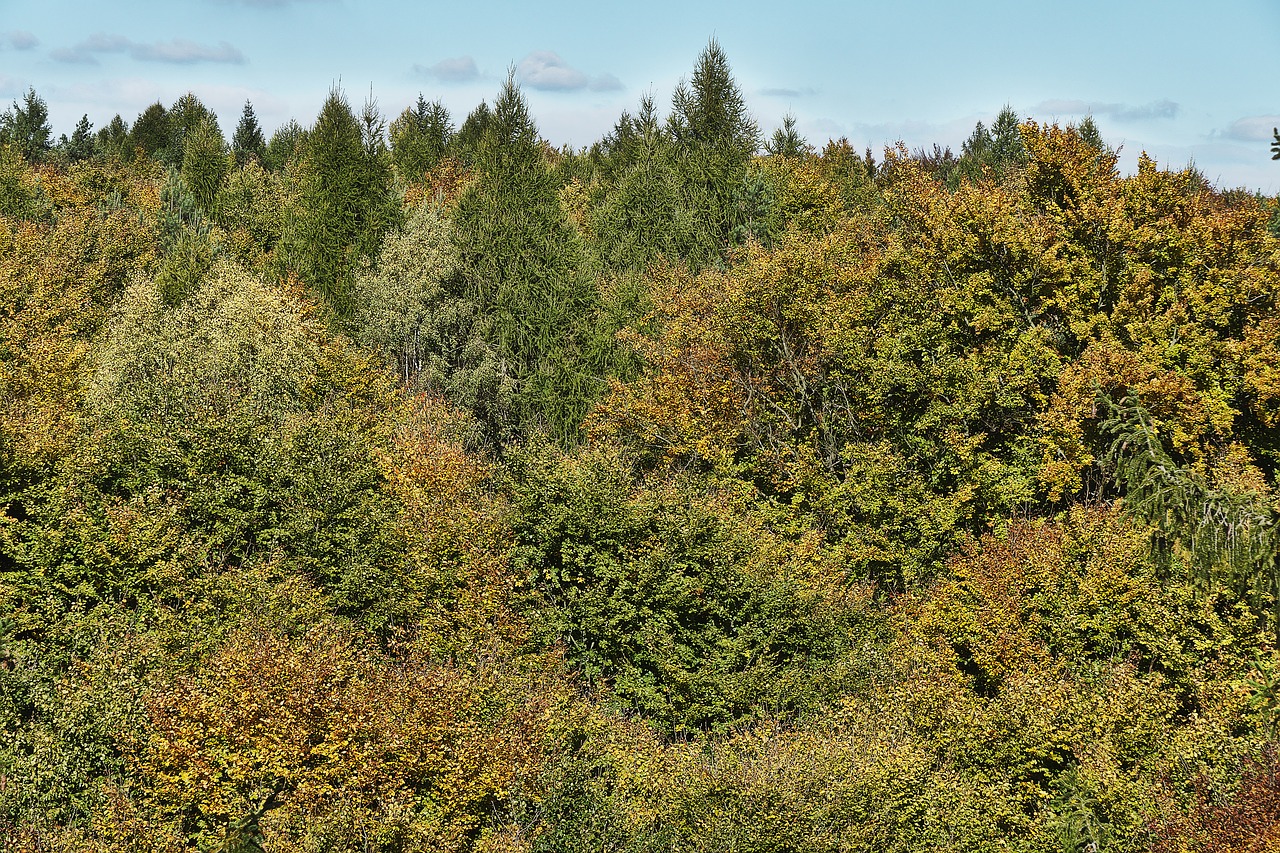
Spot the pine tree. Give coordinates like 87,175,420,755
232,100,267,167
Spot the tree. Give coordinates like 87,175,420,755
264,118,304,171
60,114,94,163
279,86,397,315
181,114,231,214
667,39,761,257
96,114,130,160
231,100,267,167
390,95,453,181
130,102,171,160
451,74,603,444
1,87,53,162
167,92,220,167
765,113,808,158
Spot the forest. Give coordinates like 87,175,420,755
2,39,1280,852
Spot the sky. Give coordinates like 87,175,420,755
1,0,1277,192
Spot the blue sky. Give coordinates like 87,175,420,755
2,0,1277,192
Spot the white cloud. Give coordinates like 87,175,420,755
1224,115,1280,142
2,31,38,50
52,33,244,65
1032,98,1179,122
759,86,818,98
516,51,622,92
414,56,480,84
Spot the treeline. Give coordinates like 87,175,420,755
2,40,1280,852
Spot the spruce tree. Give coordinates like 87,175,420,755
390,95,453,181
451,75,602,444
167,92,219,167
232,100,267,167
182,114,230,214
765,113,808,158
667,39,760,259
281,87,396,316
97,114,130,160
264,119,304,171
1,88,52,163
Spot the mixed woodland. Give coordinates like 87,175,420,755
3,40,1280,852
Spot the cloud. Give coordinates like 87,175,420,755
1033,98,1179,122
414,56,480,84
759,86,817,98
52,33,244,65
1223,115,1280,142
516,51,622,92
2,31,38,50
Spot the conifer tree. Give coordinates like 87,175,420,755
281,87,397,316
390,95,453,181
0,88,52,163
264,119,304,171
167,92,220,167
97,114,130,160
232,100,267,167
451,74,602,444
61,115,94,163
667,39,760,257
131,102,172,160
182,114,231,214
765,113,808,158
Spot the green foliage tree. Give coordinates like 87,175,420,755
166,91,220,168
390,95,453,181
0,87,53,163
96,114,130,160
352,201,462,386
450,75,604,444
231,100,267,167
60,114,95,163
765,112,808,157
130,102,172,160
181,114,231,215
279,86,399,316
667,39,761,256
264,118,304,171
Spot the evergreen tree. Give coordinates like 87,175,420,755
232,100,267,167
97,114,130,160
131,102,172,160
989,104,1027,168
280,87,397,316
61,115,94,163
264,119,304,171
167,92,220,167
451,75,603,444
1,88,53,163
667,39,761,258
390,95,453,181
591,94,700,269
765,113,808,157
451,101,492,165
182,114,231,214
